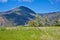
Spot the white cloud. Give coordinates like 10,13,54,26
0,0,8,3
55,0,60,2
48,0,60,4
48,0,54,4
0,0,34,3
23,0,33,2
18,0,34,2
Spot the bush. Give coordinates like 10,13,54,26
0,28,6,31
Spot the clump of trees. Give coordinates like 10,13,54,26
53,19,60,26
44,17,50,26
27,20,39,27
27,14,49,27
27,14,42,27
27,14,60,27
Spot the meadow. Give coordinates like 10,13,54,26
0,27,60,40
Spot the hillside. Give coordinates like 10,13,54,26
39,12,60,25
41,12,60,21
0,6,36,26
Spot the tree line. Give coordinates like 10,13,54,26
26,14,60,27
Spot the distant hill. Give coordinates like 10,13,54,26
40,12,60,21
39,12,60,25
0,6,36,26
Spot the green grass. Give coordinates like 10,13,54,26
0,27,60,40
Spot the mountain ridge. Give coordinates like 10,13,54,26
0,6,36,26
0,6,60,26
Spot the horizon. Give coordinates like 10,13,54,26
0,0,60,13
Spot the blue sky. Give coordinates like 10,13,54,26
0,0,60,13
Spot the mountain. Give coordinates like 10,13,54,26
0,6,36,26
0,6,60,26
41,12,60,21
39,12,60,25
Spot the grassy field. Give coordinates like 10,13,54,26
0,27,60,40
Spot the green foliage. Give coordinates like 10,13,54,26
0,28,6,31
27,14,44,27
53,19,60,26
27,14,60,26
27,20,39,27
35,15,43,26
44,17,50,26
35,15,50,26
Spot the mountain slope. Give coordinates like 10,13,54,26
0,6,36,26
42,12,60,21
39,12,60,25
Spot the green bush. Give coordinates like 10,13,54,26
0,28,6,31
